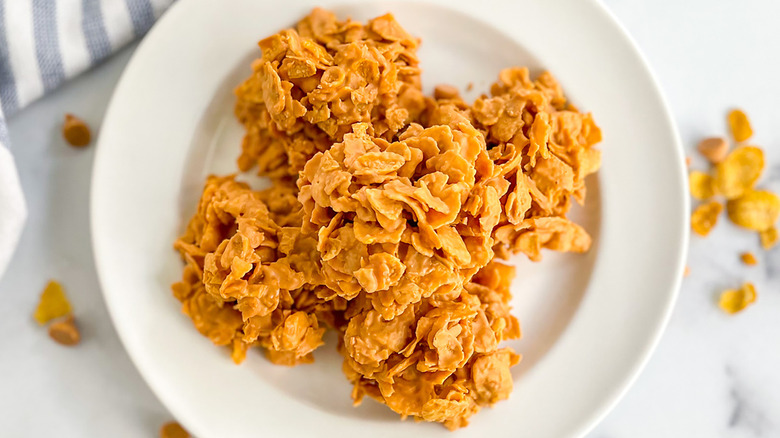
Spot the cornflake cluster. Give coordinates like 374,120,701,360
173,8,601,430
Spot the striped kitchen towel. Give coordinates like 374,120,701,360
0,0,174,279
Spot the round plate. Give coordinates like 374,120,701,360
91,0,688,437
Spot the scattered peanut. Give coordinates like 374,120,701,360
62,114,92,147
697,137,728,164
160,421,190,438
48,315,80,346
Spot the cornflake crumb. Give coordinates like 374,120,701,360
727,109,753,142
760,226,778,250
62,114,91,147
689,171,716,200
691,201,723,237
33,280,72,325
718,282,756,314
740,252,758,266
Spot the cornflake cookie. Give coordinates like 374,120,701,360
235,8,424,180
173,176,334,366
173,8,602,430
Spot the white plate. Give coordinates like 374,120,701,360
91,0,688,437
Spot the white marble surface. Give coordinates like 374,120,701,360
2,1,780,436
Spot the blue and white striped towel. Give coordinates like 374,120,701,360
0,0,174,279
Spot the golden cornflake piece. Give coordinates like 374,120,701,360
740,252,758,266
727,109,753,142
160,421,190,438
714,146,764,199
718,282,757,314
726,190,780,231
697,137,728,164
691,201,723,236
684,266,691,277
33,280,72,325
689,171,716,200
48,315,81,346
230,339,248,365
685,157,692,167
760,226,778,250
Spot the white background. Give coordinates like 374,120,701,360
2,0,780,436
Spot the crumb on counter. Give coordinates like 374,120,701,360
34,280,72,325
48,315,80,346
740,252,757,266
160,421,190,438
62,114,92,147
727,109,753,142
719,282,756,315
697,137,728,164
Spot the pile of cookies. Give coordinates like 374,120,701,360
172,8,601,429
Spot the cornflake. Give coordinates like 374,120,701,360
714,146,764,200
740,252,758,266
691,201,723,237
718,282,757,314
689,171,716,200
726,189,780,232
33,280,72,325
727,109,753,142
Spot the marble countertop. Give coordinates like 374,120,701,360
2,0,780,436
